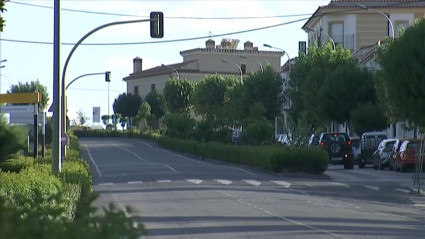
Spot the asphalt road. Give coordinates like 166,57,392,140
80,138,425,239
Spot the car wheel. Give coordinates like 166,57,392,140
359,160,365,169
400,163,406,172
395,162,400,172
389,161,394,171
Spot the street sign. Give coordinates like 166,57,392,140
0,105,34,114
232,130,241,143
9,112,44,125
93,107,100,123
61,132,67,147
0,92,42,104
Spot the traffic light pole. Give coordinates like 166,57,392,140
65,72,109,90
60,18,152,158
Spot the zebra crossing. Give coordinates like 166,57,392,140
95,179,419,195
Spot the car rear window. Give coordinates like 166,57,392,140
323,133,349,142
407,142,422,149
385,141,396,149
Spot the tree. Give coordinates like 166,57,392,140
74,109,89,126
377,19,425,127
7,80,50,110
162,78,195,114
288,43,354,127
119,117,127,130
144,90,166,119
192,74,238,122
317,64,376,124
112,93,142,126
111,113,121,130
238,65,283,122
101,115,110,126
350,102,388,136
136,102,151,126
0,0,6,32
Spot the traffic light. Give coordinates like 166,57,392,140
150,11,164,38
105,71,111,82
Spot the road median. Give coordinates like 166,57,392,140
74,129,330,177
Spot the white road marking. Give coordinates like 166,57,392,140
328,182,350,188
396,188,411,194
117,146,151,163
128,181,143,184
82,144,102,177
243,180,261,187
305,183,313,187
231,166,257,176
112,194,131,218
103,172,175,177
98,182,114,186
213,189,348,239
363,185,380,191
271,180,291,188
186,179,203,184
163,164,180,174
215,179,232,185
157,180,172,183
414,203,425,207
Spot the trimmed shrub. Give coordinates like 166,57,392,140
157,137,328,174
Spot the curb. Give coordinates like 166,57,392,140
134,138,331,181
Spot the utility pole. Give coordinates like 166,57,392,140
52,0,62,174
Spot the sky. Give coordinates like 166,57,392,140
0,0,329,125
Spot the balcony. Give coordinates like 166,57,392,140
319,34,355,51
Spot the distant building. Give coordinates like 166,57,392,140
302,0,425,52
123,39,284,99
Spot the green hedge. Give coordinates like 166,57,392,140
0,134,145,238
157,137,328,174
73,129,329,175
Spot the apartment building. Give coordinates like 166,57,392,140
302,0,425,52
123,39,283,99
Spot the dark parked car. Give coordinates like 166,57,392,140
318,132,354,169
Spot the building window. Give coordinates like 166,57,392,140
395,20,409,38
329,22,344,45
151,83,155,92
241,64,246,74
134,86,139,96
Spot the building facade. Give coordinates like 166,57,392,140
302,0,425,52
123,39,283,99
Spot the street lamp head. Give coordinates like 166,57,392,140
239,55,247,59
263,44,272,48
0,59,7,63
0,66,5,69
356,3,367,9
222,60,229,63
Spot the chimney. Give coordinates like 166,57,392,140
253,46,258,51
133,57,142,73
244,41,254,51
206,39,215,49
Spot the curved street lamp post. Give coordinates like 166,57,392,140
356,4,395,40
161,64,180,80
239,55,264,73
222,60,243,82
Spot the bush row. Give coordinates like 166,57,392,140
74,129,329,175
0,132,145,239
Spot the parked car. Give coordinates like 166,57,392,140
276,134,291,146
359,132,387,168
395,139,422,172
318,132,354,169
389,139,404,171
373,139,397,170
